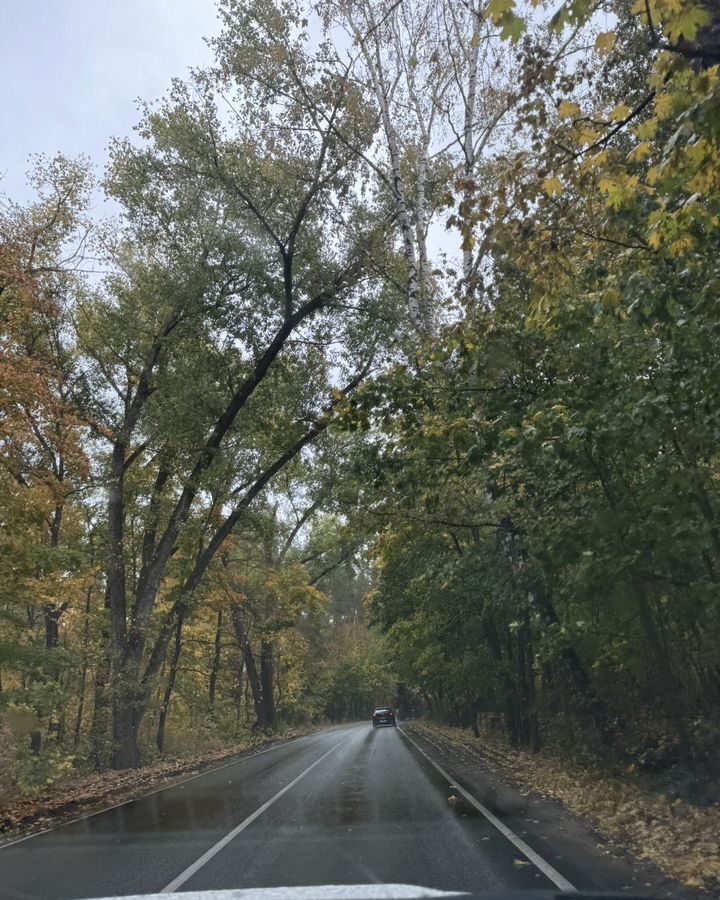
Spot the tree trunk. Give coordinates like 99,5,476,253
462,6,481,289
244,669,251,726
231,603,265,729
112,679,143,770
275,651,282,715
632,572,686,746
347,7,425,336
260,640,275,730
232,649,244,729
74,583,94,747
517,618,540,752
505,698,521,748
157,613,184,754
208,609,223,717
44,606,61,648
498,518,609,739
90,629,112,771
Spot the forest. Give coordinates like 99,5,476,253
1,0,719,803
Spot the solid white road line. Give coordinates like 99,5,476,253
398,726,576,892
161,739,347,893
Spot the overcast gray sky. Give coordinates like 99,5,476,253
1,0,220,205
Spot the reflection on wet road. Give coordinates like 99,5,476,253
0,724,561,899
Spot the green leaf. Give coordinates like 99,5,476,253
499,11,526,42
485,0,516,21
665,5,710,42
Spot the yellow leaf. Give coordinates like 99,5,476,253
580,149,609,173
578,128,601,146
604,287,621,307
669,235,697,256
627,142,652,162
595,31,616,56
598,174,638,210
654,93,674,120
665,5,710,43
631,0,660,20
558,100,580,119
648,231,663,249
542,177,563,196
635,118,658,140
610,103,630,122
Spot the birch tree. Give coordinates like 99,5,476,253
220,0,517,335
317,0,517,324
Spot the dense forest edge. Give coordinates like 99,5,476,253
1,0,719,875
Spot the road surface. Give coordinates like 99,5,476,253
0,723,626,899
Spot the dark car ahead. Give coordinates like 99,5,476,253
372,707,396,727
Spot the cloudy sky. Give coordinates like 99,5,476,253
1,0,220,205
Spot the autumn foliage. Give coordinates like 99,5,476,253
1,7,719,888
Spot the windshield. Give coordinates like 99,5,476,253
1,0,718,899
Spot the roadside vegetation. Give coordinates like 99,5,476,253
0,726,322,840
1,0,719,851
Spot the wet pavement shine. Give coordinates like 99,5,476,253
1,724,564,900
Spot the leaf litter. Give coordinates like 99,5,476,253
409,722,720,892
0,726,319,842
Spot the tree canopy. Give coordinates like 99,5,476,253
1,0,719,793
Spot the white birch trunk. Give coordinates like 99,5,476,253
346,4,425,337
415,147,432,335
463,15,481,286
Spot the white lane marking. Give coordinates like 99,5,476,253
398,726,575,892
0,726,356,852
161,739,347,893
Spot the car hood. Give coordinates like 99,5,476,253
95,886,461,900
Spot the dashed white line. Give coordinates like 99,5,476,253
398,726,576,892
161,739,347,893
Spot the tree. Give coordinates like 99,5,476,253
0,157,94,765
81,48,396,763
350,0,720,760
313,0,519,327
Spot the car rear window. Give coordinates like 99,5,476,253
374,708,391,714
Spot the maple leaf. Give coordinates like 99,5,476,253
542,177,564,196
595,31,617,56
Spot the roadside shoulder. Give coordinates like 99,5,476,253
0,724,333,845
403,722,710,900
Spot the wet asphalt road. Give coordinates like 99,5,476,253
1,724,568,900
